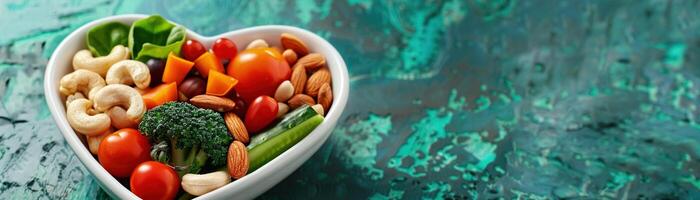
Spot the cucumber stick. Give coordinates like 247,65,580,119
248,115,324,172
247,105,318,149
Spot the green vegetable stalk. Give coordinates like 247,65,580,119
139,102,232,176
247,105,318,149
248,115,324,172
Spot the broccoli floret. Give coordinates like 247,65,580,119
139,102,232,175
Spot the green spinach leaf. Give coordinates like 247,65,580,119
128,15,186,62
86,22,129,57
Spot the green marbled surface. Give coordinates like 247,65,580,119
1,0,699,199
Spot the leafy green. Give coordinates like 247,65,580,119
128,15,186,62
86,22,129,56
138,102,232,175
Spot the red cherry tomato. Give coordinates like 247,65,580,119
212,38,238,60
130,161,180,200
98,128,152,178
181,39,207,61
227,48,290,103
244,96,279,133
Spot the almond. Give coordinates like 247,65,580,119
224,112,249,144
283,49,297,65
227,141,248,179
287,94,315,109
280,33,309,56
296,53,326,71
290,64,306,95
317,83,333,112
189,95,235,112
274,80,294,102
305,68,331,97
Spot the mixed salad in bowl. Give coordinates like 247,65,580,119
57,15,335,199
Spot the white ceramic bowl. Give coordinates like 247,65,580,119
44,14,348,200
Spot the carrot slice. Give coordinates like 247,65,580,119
162,52,194,85
193,51,224,78
206,70,238,96
142,82,178,109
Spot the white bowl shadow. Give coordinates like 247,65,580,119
44,14,349,200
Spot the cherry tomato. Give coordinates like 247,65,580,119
244,96,279,133
228,48,290,103
212,38,238,60
98,128,151,178
181,39,207,61
130,161,180,200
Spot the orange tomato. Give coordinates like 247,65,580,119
227,48,290,103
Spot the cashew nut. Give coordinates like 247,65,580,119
73,45,129,77
246,39,269,49
107,106,138,129
181,171,231,196
59,69,106,100
106,60,151,89
65,93,100,115
66,98,111,136
92,84,146,124
65,92,86,105
311,104,324,116
87,128,112,155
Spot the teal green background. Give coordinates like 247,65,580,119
1,0,699,199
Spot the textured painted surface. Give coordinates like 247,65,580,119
1,0,700,199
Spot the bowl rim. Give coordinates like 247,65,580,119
44,14,349,199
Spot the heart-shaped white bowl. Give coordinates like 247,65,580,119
44,14,348,200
